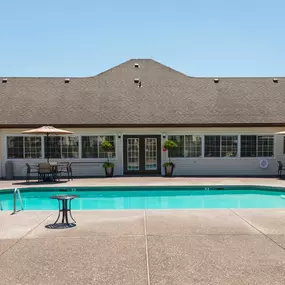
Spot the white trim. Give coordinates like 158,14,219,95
166,133,276,159
80,134,117,160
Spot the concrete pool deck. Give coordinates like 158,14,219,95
1,176,285,189
1,177,285,284
1,209,285,284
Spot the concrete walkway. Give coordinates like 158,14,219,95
1,176,285,189
1,209,285,284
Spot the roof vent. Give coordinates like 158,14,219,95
138,81,142,88
2,78,7,83
273,78,278,83
213,78,219,83
134,78,140,83
64,78,70,83
134,63,140,68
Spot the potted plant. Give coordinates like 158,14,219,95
101,141,115,177
103,162,115,177
162,139,178,177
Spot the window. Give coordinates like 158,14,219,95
241,135,274,157
44,136,79,159
185,135,202,157
81,136,98,158
168,135,202,157
7,137,24,159
24,137,42,158
168,135,184,157
7,136,42,159
221,136,238,157
61,137,79,158
204,136,220,157
204,135,238,157
257,136,274,157
82,135,116,158
241,136,256,157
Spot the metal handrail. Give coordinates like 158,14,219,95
13,188,23,214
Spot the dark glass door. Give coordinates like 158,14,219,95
123,135,161,174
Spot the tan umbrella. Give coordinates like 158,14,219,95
22,126,73,162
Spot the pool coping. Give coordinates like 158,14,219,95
1,184,285,194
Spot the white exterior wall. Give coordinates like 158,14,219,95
0,127,285,178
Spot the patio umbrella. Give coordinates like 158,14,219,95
21,126,73,162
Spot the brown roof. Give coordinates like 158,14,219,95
1,59,285,127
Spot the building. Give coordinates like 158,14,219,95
0,59,285,178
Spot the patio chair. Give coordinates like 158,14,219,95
57,162,71,181
38,163,52,182
277,161,285,177
26,163,39,182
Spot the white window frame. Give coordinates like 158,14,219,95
5,135,43,160
167,134,203,159
166,133,275,159
204,135,238,158
80,134,117,160
44,135,80,160
240,134,275,159
5,134,118,160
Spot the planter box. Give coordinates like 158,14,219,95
104,167,114,177
164,165,174,177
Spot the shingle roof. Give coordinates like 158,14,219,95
1,59,285,127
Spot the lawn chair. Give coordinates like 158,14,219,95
277,161,285,177
57,162,71,181
38,163,52,182
26,163,39,182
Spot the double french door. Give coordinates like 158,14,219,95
123,135,161,174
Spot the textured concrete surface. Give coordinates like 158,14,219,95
27,210,145,238
0,236,147,285
233,209,285,234
146,209,258,235
148,235,285,285
0,211,53,239
1,210,285,284
1,176,285,190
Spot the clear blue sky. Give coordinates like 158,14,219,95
0,0,284,77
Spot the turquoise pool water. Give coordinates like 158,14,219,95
1,186,285,210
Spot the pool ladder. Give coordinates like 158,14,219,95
12,188,23,214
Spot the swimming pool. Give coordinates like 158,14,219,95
1,186,285,210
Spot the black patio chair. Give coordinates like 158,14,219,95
57,162,72,180
26,163,39,182
277,161,285,177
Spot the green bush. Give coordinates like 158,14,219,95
100,141,114,152
163,162,175,167
163,140,178,150
103,162,115,169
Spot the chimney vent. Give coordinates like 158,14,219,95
134,63,140,68
64,78,70,83
213,78,219,83
2,78,7,83
134,78,140,84
273,78,278,83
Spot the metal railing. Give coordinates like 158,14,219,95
12,188,23,214
0,200,3,211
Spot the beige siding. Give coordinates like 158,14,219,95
0,127,284,178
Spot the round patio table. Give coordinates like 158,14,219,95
50,195,78,227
